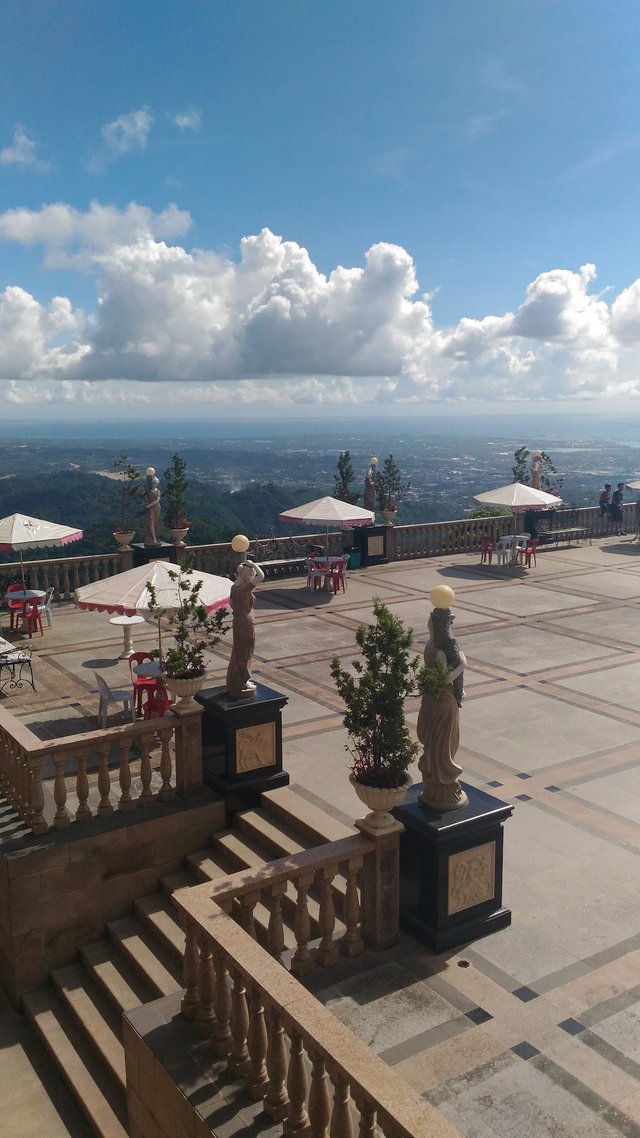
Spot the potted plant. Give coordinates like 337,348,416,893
164,453,191,546
375,453,410,525
146,560,228,706
113,453,140,550
330,600,419,828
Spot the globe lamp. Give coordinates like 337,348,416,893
231,534,250,554
430,585,455,609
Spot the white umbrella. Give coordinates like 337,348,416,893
0,513,83,587
279,496,375,553
626,481,640,492
75,560,230,661
473,482,563,564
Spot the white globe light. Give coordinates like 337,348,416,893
146,467,155,477
231,534,250,553
430,585,455,609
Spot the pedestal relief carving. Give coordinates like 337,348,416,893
447,840,495,916
236,723,276,773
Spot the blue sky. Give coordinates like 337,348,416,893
1,0,640,421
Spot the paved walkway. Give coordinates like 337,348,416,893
4,534,640,1136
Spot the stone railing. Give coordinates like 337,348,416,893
0,551,123,599
0,705,178,834
172,831,458,1138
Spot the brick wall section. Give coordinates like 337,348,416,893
0,795,225,1005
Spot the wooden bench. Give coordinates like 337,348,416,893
0,636,35,694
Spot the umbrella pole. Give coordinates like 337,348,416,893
157,617,163,668
19,550,26,589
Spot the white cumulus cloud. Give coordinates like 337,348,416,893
0,124,49,170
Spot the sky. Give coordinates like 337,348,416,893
1,0,640,423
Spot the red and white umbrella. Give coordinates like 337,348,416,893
279,496,374,552
0,512,83,586
473,482,563,564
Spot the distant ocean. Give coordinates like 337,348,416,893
0,412,638,445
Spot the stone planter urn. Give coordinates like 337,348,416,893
163,673,207,708
168,527,189,547
350,773,411,831
113,531,135,552
380,510,396,526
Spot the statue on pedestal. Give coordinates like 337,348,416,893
364,457,377,513
143,467,162,546
417,606,468,812
226,560,265,699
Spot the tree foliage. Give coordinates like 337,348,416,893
333,450,360,504
375,453,411,512
512,446,563,495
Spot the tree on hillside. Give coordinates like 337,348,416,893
512,447,563,495
333,451,360,504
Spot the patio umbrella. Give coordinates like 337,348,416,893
0,513,83,587
473,482,563,564
279,496,375,553
74,560,231,662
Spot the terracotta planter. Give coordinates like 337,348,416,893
113,531,135,551
350,772,411,830
168,527,189,547
380,510,396,526
163,673,206,708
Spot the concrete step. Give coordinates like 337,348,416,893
160,868,196,897
80,937,156,1015
261,786,356,845
106,914,183,998
23,987,128,1138
50,963,126,1092
134,892,186,963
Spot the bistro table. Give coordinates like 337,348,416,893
133,660,162,679
4,589,46,602
109,613,147,659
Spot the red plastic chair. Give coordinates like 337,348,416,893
141,683,173,719
6,584,25,631
521,538,538,568
480,537,496,565
129,651,156,716
325,554,349,595
18,599,43,638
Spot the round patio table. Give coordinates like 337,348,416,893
109,613,146,659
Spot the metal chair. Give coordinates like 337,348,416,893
94,672,135,729
40,587,55,628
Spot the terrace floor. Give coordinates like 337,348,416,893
4,535,640,1136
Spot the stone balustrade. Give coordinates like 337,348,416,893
0,551,122,598
0,705,177,834
171,848,458,1138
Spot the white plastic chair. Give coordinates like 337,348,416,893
94,672,135,728
40,587,55,629
306,557,326,590
496,537,512,566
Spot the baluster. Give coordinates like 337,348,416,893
117,738,134,812
340,858,363,958
238,892,259,940
61,563,71,598
357,1102,376,1138
315,867,338,966
265,1007,289,1120
212,948,232,1057
291,871,314,977
74,745,92,822
41,566,51,591
246,984,269,1100
181,920,200,1020
284,1030,310,1137
157,727,174,801
71,562,81,591
52,754,71,828
308,1053,331,1138
196,936,216,1038
228,967,250,1077
138,732,153,806
330,1074,353,1138
266,882,286,964
96,740,114,817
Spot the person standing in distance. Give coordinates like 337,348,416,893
598,483,612,523
610,483,625,536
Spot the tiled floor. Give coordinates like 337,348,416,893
4,533,640,1136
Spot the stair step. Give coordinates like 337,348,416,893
51,963,126,1091
80,937,156,1014
23,987,128,1138
106,915,182,998
186,845,239,881
134,892,185,961
160,868,196,897
262,786,356,844
232,811,349,909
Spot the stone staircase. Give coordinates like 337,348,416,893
22,787,355,1138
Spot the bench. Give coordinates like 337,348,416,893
0,636,35,694
538,527,587,547
251,538,323,579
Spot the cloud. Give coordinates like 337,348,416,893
2,207,640,403
171,108,201,132
0,124,49,170
89,108,154,170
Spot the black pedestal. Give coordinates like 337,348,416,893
132,541,177,567
392,783,513,952
353,525,389,567
195,682,289,813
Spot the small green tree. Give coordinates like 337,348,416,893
330,600,420,788
375,453,411,512
512,447,563,495
333,450,360,505
113,453,140,533
164,453,190,528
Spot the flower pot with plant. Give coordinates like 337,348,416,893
330,599,419,828
146,560,228,705
163,453,191,546
375,454,410,525
113,453,141,549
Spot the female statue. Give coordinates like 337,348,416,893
417,607,468,811
363,459,377,512
143,468,162,546
226,560,265,698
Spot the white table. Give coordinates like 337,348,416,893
133,660,162,678
4,589,45,601
495,535,530,566
109,613,146,659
